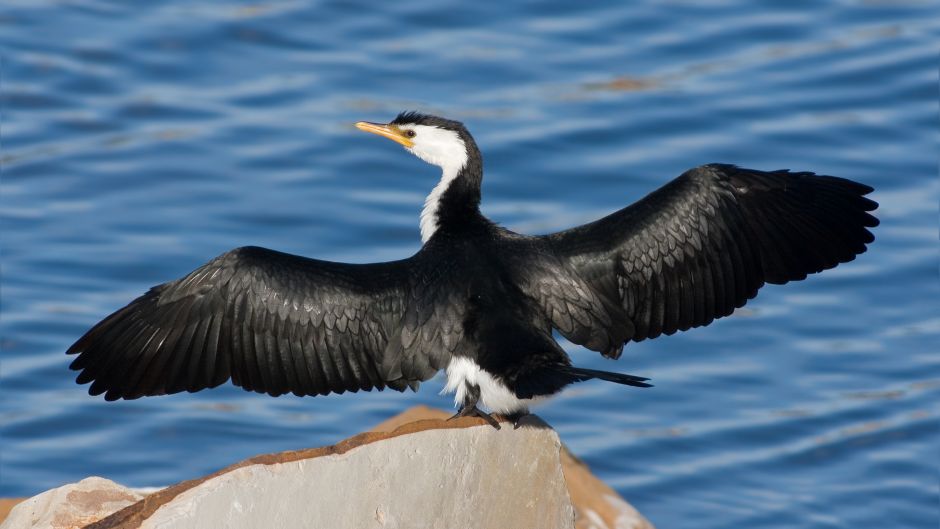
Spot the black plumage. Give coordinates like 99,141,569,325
68,112,878,425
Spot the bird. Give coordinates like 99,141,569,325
67,111,878,429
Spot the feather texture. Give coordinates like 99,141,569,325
68,246,425,400
540,164,878,354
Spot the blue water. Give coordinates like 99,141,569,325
2,2,937,527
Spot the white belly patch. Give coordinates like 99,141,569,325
442,357,541,415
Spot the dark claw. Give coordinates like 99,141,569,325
477,410,501,430
449,405,501,430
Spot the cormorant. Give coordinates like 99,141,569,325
68,112,878,429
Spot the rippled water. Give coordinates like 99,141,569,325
3,2,938,527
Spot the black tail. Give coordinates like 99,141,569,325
559,366,653,388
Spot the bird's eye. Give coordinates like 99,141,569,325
405,130,416,138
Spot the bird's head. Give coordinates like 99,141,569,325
355,112,477,174
355,111,484,243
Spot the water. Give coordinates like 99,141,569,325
2,1,937,527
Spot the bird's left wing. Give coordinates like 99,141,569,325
532,164,878,358
68,246,419,400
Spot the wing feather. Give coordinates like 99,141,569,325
68,246,429,400
540,164,878,353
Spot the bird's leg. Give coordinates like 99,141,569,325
448,383,501,430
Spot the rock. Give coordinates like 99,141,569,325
94,414,573,529
0,501,24,525
2,407,655,529
0,477,144,529
371,406,654,529
560,448,654,529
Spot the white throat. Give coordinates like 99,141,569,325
419,164,463,243
399,124,469,243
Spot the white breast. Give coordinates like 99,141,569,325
442,357,542,415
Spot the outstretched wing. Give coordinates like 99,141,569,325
539,164,878,357
68,246,419,400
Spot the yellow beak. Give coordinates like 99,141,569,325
355,121,415,148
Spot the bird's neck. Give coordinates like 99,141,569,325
420,149,484,243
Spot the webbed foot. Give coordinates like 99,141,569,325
449,405,502,430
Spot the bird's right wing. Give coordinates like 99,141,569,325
538,164,878,357
68,246,425,400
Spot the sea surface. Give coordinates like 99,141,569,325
2,1,937,527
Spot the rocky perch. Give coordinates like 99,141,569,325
1,406,653,529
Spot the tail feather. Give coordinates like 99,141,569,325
559,366,653,388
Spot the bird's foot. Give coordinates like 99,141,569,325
449,405,501,430
504,411,530,430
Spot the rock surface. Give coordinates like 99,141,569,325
0,477,144,529
2,407,654,529
0,502,24,526
372,407,654,529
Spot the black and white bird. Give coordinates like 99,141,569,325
68,112,878,428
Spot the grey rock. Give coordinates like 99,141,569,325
3,409,655,529
0,477,145,529
137,419,574,529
